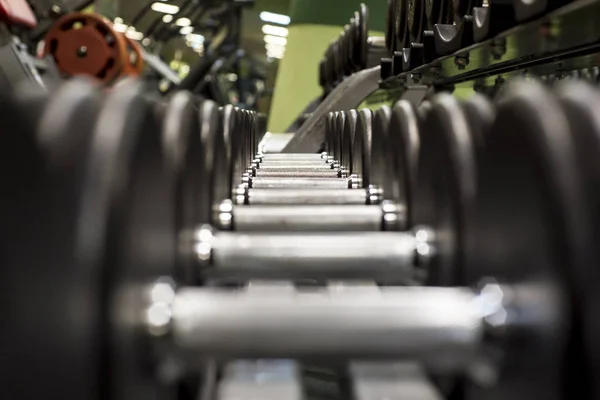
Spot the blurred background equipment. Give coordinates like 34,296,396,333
4,1,600,400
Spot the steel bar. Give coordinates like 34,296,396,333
200,231,416,280
232,205,383,231
251,177,350,189
247,188,368,205
255,170,340,178
171,285,483,370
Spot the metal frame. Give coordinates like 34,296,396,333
283,66,382,153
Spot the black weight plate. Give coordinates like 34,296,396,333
206,101,230,210
2,80,110,400
319,58,327,88
371,106,391,189
395,0,409,49
1,79,101,400
411,93,476,286
345,24,356,74
217,105,235,196
228,106,245,191
83,79,176,399
162,91,203,283
554,81,600,399
408,0,427,43
352,108,373,188
342,109,359,173
386,0,397,53
426,0,453,27
464,80,581,400
326,112,336,158
354,4,369,70
335,111,346,163
389,100,420,228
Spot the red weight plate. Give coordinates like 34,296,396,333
44,13,128,84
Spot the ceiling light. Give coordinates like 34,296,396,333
113,22,128,33
186,33,205,43
262,24,288,37
266,50,284,59
151,2,179,14
126,30,144,40
260,11,290,26
180,26,194,35
264,34,286,46
176,17,191,27
162,14,173,23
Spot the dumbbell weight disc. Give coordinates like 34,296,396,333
161,91,205,283
202,101,229,222
343,24,355,76
335,111,346,163
83,78,177,397
386,0,398,53
217,105,236,198
43,12,128,84
411,93,479,286
0,79,105,399
353,4,369,71
342,109,359,173
352,108,373,188
395,0,410,49
371,106,392,193
388,100,420,228
464,80,585,400
552,81,600,399
407,0,427,44
426,0,453,27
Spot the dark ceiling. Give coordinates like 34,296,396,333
115,0,291,64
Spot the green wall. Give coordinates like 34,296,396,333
267,0,388,132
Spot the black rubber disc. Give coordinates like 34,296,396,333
216,104,235,198
465,80,584,400
389,100,420,229
342,109,359,174
1,79,105,399
335,111,346,163
162,91,203,283
371,106,392,189
352,108,373,188
554,81,600,399
411,93,477,286
82,79,176,399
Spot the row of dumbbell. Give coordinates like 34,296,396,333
4,77,600,399
318,4,387,93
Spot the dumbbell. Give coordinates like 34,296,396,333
5,74,600,400
320,4,386,91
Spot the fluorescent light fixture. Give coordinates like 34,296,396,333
176,17,191,27
262,24,288,37
126,30,144,40
180,26,194,35
114,17,123,24
264,34,286,46
113,22,128,32
265,43,285,52
151,2,179,14
267,50,284,59
186,33,205,43
162,14,173,23
260,11,290,26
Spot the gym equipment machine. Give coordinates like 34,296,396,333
3,1,600,400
